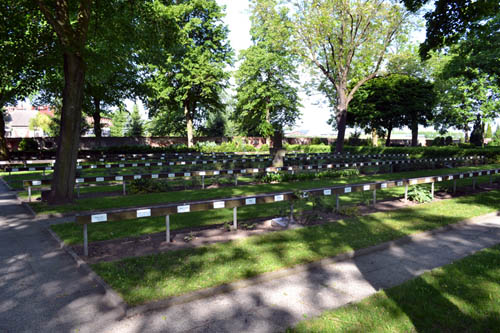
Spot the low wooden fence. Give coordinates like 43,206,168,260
23,156,483,201
75,167,500,256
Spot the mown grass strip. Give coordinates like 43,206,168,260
91,189,500,306
289,243,500,332
29,163,500,215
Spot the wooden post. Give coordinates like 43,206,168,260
289,203,294,224
234,174,238,186
83,224,88,257
201,175,205,189
431,182,435,199
233,207,237,229
404,184,408,201
122,181,126,195
336,194,340,212
28,186,31,202
166,215,170,243
373,189,376,206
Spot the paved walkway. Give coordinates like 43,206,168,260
1,180,500,332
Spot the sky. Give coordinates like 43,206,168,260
216,0,429,136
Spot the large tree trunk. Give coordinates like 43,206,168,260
48,53,85,204
385,126,393,147
411,118,418,146
93,97,102,138
335,107,348,153
184,102,194,148
0,110,8,159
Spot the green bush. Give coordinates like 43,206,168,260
127,178,171,194
407,185,433,203
18,138,39,152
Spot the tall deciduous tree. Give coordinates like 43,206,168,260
34,0,92,204
234,0,301,149
287,0,409,152
402,0,499,58
0,2,52,158
147,0,233,148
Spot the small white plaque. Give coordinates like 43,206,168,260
168,173,175,178
177,205,190,213
76,178,84,183
460,174,464,179
344,187,352,193
134,175,141,180
145,163,150,167
437,177,443,181
115,176,123,181
323,189,331,195
274,194,284,201
199,171,206,176
213,170,220,175
158,162,163,166
151,174,159,179
487,171,491,175
469,173,473,177
245,198,256,205
32,180,42,186
96,177,104,182
203,161,207,164
141,157,145,160
448,176,454,180
397,181,403,186
184,172,191,177
132,163,138,167
253,168,259,173
76,166,82,170
478,172,482,176
29,167,35,171
363,185,370,191
91,165,96,169
213,201,225,209
192,161,197,165
105,164,111,169
91,214,107,223
227,170,233,174
137,209,151,218
181,161,186,165
381,183,387,189
119,164,125,168
169,162,174,166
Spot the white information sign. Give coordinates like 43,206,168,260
115,176,123,181
245,198,256,205
91,214,107,223
177,205,190,213
213,201,225,209
344,187,352,193
323,189,331,195
274,194,284,202
137,209,151,218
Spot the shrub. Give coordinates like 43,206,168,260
407,185,433,203
127,178,171,194
18,138,39,152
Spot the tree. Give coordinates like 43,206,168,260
402,0,500,58
486,123,493,139
234,0,301,149
147,0,233,148
0,2,52,158
348,74,435,146
32,0,92,204
125,104,144,137
110,105,127,137
287,0,409,152
29,113,59,137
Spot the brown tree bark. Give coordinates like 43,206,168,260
184,101,194,148
93,97,102,138
0,110,8,159
271,129,285,167
385,126,393,147
48,53,85,204
411,118,419,147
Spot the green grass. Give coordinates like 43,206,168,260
29,163,500,215
91,189,500,306
289,243,500,332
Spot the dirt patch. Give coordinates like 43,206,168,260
72,184,499,264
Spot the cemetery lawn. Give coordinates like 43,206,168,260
289,243,500,332
91,189,500,305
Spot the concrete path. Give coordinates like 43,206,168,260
1,179,500,332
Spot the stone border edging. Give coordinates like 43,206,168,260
44,226,128,319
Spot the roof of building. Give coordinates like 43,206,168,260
5,110,39,128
